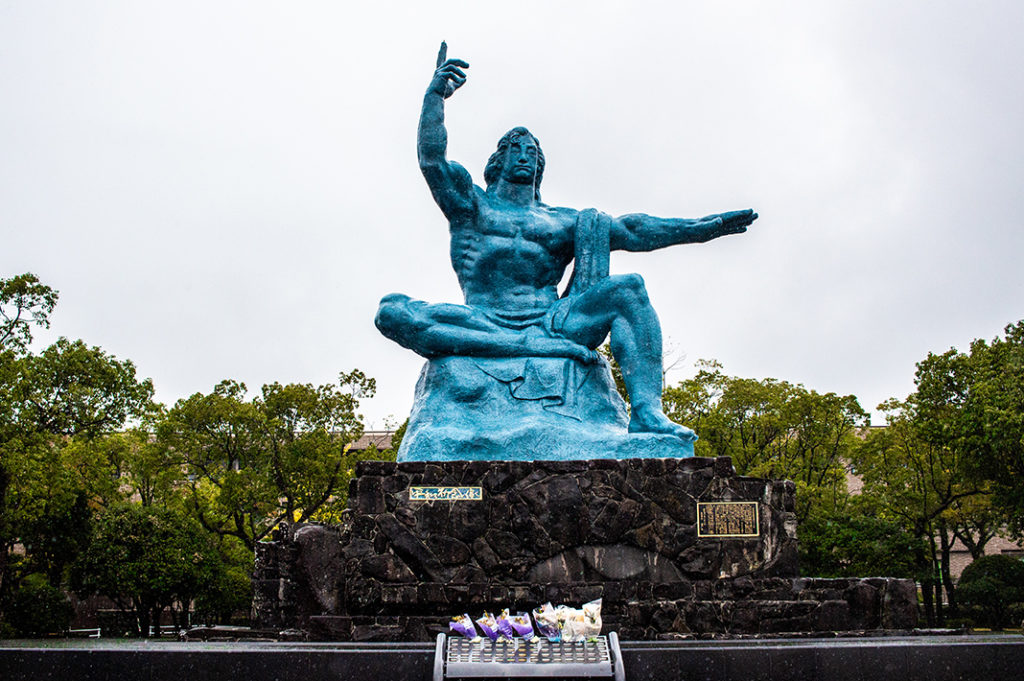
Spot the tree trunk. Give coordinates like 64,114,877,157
0,541,9,603
938,519,958,616
920,576,934,626
914,527,935,626
0,467,10,605
46,562,63,589
136,599,151,638
172,598,192,632
928,533,943,626
151,605,163,637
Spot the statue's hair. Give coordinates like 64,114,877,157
484,127,545,200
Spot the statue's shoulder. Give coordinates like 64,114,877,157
446,160,479,190
544,204,581,224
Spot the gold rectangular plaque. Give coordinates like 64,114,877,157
408,486,483,502
697,501,760,538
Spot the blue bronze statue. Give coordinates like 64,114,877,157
377,44,757,461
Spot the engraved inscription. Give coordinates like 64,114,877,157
409,486,483,502
697,501,759,538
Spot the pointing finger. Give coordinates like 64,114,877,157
436,41,447,68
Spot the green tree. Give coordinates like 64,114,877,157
957,322,1024,537
106,429,184,508
0,273,59,606
12,337,155,437
854,326,1024,624
2,574,74,637
0,275,156,629
73,504,224,637
798,503,923,579
1,341,155,587
157,371,376,550
0,273,57,353
663,360,866,524
389,417,409,453
947,493,1006,561
853,394,986,625
191,538,253,626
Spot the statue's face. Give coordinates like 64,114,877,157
500,135,539,186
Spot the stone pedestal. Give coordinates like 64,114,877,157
253,458,917,641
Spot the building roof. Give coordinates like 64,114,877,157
349,430,397,451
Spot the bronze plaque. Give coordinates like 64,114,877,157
697,501,760,538
408,486,482,502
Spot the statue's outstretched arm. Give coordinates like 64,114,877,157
418,42,475,219
609,209,757,251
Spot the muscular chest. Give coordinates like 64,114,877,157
469,203,572,254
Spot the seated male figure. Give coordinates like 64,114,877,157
376,48,757,442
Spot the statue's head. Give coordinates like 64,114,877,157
484,127,545,200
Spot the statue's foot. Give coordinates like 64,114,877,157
628,405,697,443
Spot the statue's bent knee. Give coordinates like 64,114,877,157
609,273,650,307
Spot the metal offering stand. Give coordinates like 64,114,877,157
434,632,625,680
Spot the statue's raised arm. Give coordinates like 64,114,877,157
417,42,475,220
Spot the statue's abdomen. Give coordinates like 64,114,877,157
453,232,563,310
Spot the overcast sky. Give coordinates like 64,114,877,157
3,1,1023,429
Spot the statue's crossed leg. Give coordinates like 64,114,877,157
376,272,696,443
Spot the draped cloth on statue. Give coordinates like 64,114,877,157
565,208,612,298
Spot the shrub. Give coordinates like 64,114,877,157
798,513,922,578
3,575,74,637
957,555,1024,629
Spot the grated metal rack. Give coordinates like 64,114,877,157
433,632,625,680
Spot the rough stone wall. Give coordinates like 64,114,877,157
344,457,797,585
253,458,917,641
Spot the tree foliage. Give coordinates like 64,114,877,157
1,343,155,589
798,505,923,579
946,493,1006,561
957,322,1024,537
0,273,57,354
664,359,867,523
0,274,159,632
847,325,1024,625
158,371,376,549
2,574,74,637
0,273,390,636
73,504,224,637
957,555,1024,630
12,338,155,437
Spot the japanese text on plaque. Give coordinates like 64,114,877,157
697,501,759,537
408,486,483,502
